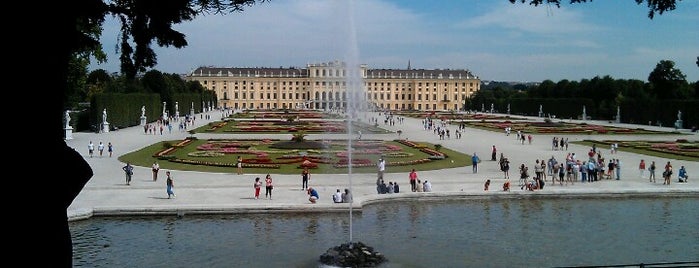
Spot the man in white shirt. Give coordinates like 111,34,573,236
377,157,386,180
423,180,432,192
333,189,343,203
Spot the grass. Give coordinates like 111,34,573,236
571,140,699,162
119,138,473,175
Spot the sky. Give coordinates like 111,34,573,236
90,0,699,83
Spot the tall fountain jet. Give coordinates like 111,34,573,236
319,1,387,267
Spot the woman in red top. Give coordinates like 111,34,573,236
639,159,646,179
409,169,418,192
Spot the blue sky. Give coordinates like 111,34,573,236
90,0,698,82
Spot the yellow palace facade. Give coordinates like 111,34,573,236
185,60,480,111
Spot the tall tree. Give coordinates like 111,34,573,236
647,60,689,99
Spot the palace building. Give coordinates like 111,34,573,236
185,60,480,111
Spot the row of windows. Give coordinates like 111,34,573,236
203,80,475,88
205,81,309,86
221,90,469,102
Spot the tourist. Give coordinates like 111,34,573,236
122,162,133,185
108,142,113,157
484,179,490,191
503,180,511,191
253,177,262,199
301,166,310,190
416,180,424,192
333,189,343,203
615,159,621,180
663,161,673,185
377,157,386,180
558,163,565,185
607,159,615,180
491,145,497,161
534,159,543,181
166,171,175,198
501,157,510,179
394,182,400,193
409,168,418,192
387,182,395,194
341,189,353,203
649,161,657,183
308,187,319,203
678,166,688,182
423,180,432,192
639,159,646,178
151,161,160,181
379,180,388,194
540,159,547,182
98,141,105,157
472,153,480,173
265,174,273,199
236,156,243,175
88,141,95,158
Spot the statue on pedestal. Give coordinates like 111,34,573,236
678,110,682,121
141,106,146,117
102,108,107,124
65,110,71,128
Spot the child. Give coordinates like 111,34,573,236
484,179,491,191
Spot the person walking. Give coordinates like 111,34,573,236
264,174,273,199
639,159,646,178
98,141,105,157
108,142,113,157
649,161,657,183
253,177,262,199
122,162,133,185
88,141,95,158
151,161,160,181
236,156,243,175
301,166,310,190
472,153,481,173
166,171,175,198
409,168,418,192
491,145,497,161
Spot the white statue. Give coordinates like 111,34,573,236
678,110,682,120
65,110,71,128
141,106,146,117
102,108,107,124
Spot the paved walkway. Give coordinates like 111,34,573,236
66,110,699,221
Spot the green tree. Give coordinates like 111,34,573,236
141,70,168,94
509,0,679,19
647,60,689,99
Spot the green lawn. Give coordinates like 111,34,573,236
119,138,473,175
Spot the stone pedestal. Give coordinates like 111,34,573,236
102,122,110,133
64,127,73,140
140,116,147,126
675,120,683,129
